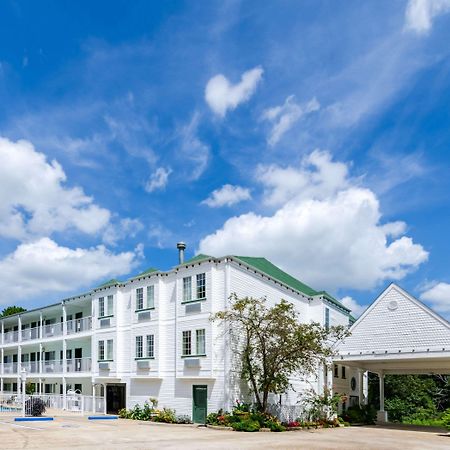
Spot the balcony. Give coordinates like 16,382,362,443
66,357,92,372
21,361,40,373
4,331,18,344
21,327,40,341
3,362,18,374
66,317,92,335
42,323,63,339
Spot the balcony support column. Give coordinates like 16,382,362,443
39,343,43,374
1,347,3,376
1,320,4,345
63,339,67,375
39,312,43,340
18,315,22,344
62,301,67,336
63,377,67,410
0,377,3,394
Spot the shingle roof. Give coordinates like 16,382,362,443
95,279,121,289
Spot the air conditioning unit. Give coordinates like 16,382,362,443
99,318,111,328
137,360,150,369
184,358,200,368
138,311,151,322
185,303,201,314
99,362,110,370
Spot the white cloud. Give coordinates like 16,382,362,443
262,96,320,146
256,150,350,207
0,238,138,305
420,282,450,313
340,296,368,318
178,113,210,180
205,66,263,117
145,167,172,193
199,150,428,292
103,218,144,245
0,137,111,240
202,184,251,208
405,0,450,34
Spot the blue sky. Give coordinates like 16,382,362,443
1,0,450,317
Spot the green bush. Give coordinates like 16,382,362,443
440,409,450,430
176,414,192,424
341,405,376,424
266,419,286,432
231,419,261,432
153,407,177,423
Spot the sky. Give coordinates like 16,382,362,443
1,0,450,318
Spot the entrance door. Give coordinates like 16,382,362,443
106,384,126,414
192,385,207,424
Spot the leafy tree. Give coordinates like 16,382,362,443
211,295,349,412
0,306,27,317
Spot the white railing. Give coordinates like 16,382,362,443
21,326,40,341
21,361,40,373
0,393,21,414
3,362,18,374
43,359,63,373
4,331,18,344
66,316,92,335
1,393,105,416
66,357,91,373
43,323,63,338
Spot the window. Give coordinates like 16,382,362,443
334,364,339,378
196,273,206,299
99,339,114,360
106,339,114,360
146,285,155,309
325,307,330,330
136,288,144,310
183,277,192,302
99,297,105,317
196,329,206,355
107,295,114,316
98,340,105,361
136,336,143,358
146,334,154,358
341,366,346,379
182,330,191,356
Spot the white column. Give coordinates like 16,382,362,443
1,320,4,345
18,315,22,343
39,312,43,339
326,364,333,393
63,377,67,410
358,369,364,406
1,348,3,376
62,302,67,336
18,345,22,376
92,383,96,413
377,371,388,423
0,378,3,394
363,371,369,405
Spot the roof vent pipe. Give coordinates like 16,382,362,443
177,242,186,265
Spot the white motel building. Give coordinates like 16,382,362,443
2,243,448,422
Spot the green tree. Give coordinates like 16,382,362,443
0,306,27,317
211,295,349,413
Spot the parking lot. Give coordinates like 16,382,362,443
0,416,449,449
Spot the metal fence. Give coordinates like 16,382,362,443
0,393,105,416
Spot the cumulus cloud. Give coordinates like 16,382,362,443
145,167,172,193
103,218,144,245
199,150,428,292
340,296,368,318
420,282,450,313
205,66,263,117
262,96,320,146
202,184,251,208
0,238,138,305
405,0,450,34
0,137,111,240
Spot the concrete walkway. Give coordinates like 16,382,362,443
0,416,449,449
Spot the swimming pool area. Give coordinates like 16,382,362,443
0,405,21,412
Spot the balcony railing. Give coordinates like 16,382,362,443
21,327,40,341
66,357,91,372
21,361,40,373
66,317,92,335
3,362,18,374
43,323,63,339
4,331,18,344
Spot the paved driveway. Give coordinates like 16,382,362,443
0,416,449,449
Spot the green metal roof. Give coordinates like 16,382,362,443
183,254,212,264
233,256,318,297
95,278,121,289
233,256,350,313
130,267,158,280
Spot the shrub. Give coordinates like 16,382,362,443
176,414,192,424
341,405,376,424
266,419,286,432
231,419,261,432
118,408,130,419
153,407,177,423
440,409,450,430
25,398,46,417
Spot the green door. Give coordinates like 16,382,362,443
192,385,207,424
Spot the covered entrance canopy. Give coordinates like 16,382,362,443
335,284,450,421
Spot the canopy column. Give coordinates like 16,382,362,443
377,371,388,423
